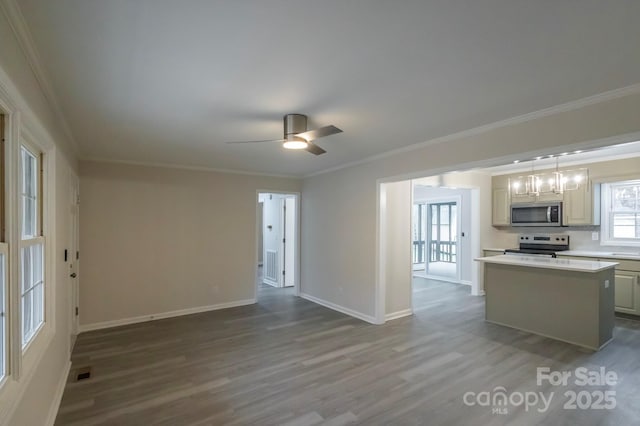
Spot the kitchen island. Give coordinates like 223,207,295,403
475,255,618,351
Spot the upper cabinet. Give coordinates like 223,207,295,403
563,180,600,226
492,175,510,226
492,188,510,225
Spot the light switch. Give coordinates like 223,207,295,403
604,280,610,289
592,232,599,241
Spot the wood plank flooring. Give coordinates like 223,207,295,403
55,279,640,425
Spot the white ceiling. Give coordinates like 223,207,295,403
485,140,640,175
17,0,640,176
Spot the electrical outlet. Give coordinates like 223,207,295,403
592,232,599,241
604,280,610,289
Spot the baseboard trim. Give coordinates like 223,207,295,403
299,292,377,324
460,280,472,286
45,360,71,426
79,299,257,333
385,309,413,321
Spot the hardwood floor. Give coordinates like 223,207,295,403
55,280,640,425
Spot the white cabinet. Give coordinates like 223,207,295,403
492,188,510,226
563,180,600,226
536,192,564,202
614,271,638,314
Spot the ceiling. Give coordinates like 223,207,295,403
485,141,640,175
16,0,640,177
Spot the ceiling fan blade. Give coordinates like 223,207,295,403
296,125,342,141
305,142,326,156
226,139,284,144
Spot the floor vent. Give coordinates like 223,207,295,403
75,367,92,381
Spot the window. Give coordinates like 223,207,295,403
20,145,44,347
601,180,640,246
412,204,427,264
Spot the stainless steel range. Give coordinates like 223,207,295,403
504,233,570,258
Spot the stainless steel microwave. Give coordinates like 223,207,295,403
511,202,563,227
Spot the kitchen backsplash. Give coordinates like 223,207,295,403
488,226,640,254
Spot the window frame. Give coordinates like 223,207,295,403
601,179,640,247
18,141,46,351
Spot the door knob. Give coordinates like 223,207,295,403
70,273,77,278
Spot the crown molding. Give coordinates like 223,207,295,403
304,83,640,178
0,0,79,154
81,156,301,179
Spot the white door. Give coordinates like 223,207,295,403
262,194,282,287
283,197,295,287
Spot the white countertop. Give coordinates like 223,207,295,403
482,248,640,261
560,250,640,261
475,254,618,273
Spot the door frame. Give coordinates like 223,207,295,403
255,190,300,299
68,170,79,351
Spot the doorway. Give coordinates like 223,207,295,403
412,189,463,283
257,192,300,299
377,176,485,323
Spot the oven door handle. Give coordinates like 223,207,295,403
547,206,552,223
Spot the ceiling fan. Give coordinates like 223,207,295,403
226,114,342,155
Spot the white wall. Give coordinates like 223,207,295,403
0,6,79,425
383,181,412,317
301,90,640,322
79,161,300,328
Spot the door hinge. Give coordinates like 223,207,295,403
282,270,285,275
282,238,285,243
75,307,79,316
76,251,80,260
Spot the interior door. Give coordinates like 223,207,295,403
283,197,295,287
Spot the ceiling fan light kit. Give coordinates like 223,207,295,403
283,114,309,150
283,137,308,150
226,113,342,155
